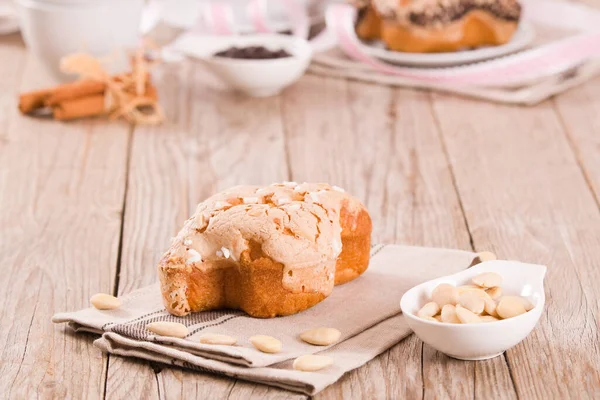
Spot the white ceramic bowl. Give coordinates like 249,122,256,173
173,33,312,97
400,260,546,360
16,0,143,79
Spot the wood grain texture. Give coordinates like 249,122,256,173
105,61,195,399
422,345,473,400
157,367,306,400
158,368,234,400
4,16,600,398
104,62,302,399
553,77,600,205
280,75,485,399
431,92,600,398
0,40,129,398
105,358,160,400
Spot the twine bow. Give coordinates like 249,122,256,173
60,45,164,125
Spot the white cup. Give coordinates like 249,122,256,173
15,0,144,80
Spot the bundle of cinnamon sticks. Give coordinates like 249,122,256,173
19,77,157,121
18,47,164,125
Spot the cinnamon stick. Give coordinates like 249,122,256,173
18,88,53,114
52,82,158,121
53,94,106,121
44,80,105,106
19,80,105,114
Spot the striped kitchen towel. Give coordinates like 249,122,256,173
53,244,478,395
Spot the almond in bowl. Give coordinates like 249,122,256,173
415,271,534,324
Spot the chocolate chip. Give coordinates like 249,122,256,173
214,46,292,60
408,1,521,27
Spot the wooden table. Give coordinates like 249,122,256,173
2,31,600,399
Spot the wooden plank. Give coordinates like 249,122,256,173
104,62,304,399
318,334,424,400
157,368,305,400
104,359,160,400
553,77,600,204
422,345,473,400
280,75,493,399
183,67,305,400
431,92,600,398
0,40,130,398
104,61,192,399
158,368,234,400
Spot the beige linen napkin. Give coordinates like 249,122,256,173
53,244,477,395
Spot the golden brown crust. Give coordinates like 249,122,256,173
158,183,372,318
159,250,328,318
335,201,372,285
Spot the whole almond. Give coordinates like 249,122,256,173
457,285,480,295
472,272,503,288
198,333,237,346
461,287,492,300
417,302,441,319
250,335,282,353
458,292,485,314
293,355,333,372
431,283,459,307
441,304,461,324
146,321,188,338
483,297,498,317
455,305,482,324
90,293,121,310
496,296,527,319
300,328,341,346
486,286,502,300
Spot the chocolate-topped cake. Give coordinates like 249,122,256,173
355,0,522,53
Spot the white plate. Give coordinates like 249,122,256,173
360,22,536,67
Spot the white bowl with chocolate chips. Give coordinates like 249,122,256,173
400,260,546,360
173,33,312,97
